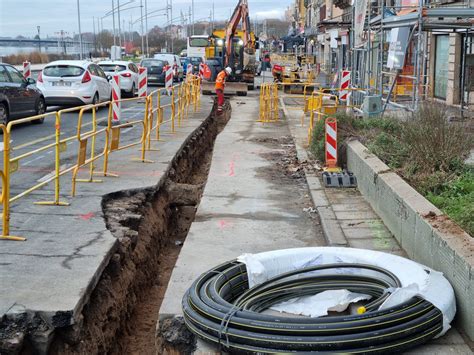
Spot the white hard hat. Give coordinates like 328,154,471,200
225,67,232,75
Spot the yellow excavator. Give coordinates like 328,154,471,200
201,0,256,96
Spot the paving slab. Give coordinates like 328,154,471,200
0,100,211,332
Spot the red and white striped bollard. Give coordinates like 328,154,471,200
23,61,31,80
165,65,174,96
186,63,193,81
325,117,339,170
339,70,351,101
111,74,121,124
138,67,147,98
198,63,204,79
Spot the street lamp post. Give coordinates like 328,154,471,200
112,0,117,46
118,0,122,47
140,0,145,55
145,0,149,56
77,0,83,59
37,26,41,53
192,0,194,35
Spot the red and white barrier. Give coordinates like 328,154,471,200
325,117,338,169
23,61,31,80
138,67,147,97
198,63,204,79
111,74,121,123
187,63,193,77
339,70,351,101
165,65,174,95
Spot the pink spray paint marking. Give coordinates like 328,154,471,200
229,161,235,177
218,220,233,230
79,212,95,221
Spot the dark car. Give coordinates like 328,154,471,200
140,59,169,85
0,63,46,125
181,57,203,76
205,57,223,82
189,57,203,74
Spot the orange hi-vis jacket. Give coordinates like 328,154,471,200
215,70,227,91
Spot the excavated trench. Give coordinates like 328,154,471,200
44,102,231,355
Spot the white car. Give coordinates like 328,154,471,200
153,53,184,81
37,60,111,107
98,60,140,97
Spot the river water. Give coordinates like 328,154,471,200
0,45,85,56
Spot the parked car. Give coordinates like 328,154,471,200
180,57,190,75
0,63,46,124
140,59,169,85
153,53,183,81
188,57,203,74
37,60,112,107
98,60,139,97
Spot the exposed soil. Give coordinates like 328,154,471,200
252,134,320,219
41,102,231,355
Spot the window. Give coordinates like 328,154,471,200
88,64,99,76
129,64,138,73
189,37,209,47
99,64,126,72
96,65,107,79
434,35,449,99
141,60,164,68
43,65,85,77
0,66,10,83
5,65,25,84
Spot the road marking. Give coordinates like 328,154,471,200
23,154,46,166
0,140,13,152
10,103,146,166
14,134,55,150
37,164,69,183
10,105,140,151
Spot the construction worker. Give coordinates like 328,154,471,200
215,67,232,114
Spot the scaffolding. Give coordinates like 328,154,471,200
349,0,474,115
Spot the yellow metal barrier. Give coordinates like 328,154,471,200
144,76,201,153
0,124,24,241
1,75,202,241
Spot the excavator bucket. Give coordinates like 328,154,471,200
201,81,248,96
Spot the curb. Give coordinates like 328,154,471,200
347,140,474,341
281,97,348,247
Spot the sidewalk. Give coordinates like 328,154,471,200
283,99,473,355
0,99,211,353
158,91,326,352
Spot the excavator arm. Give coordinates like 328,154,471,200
224,0,251,66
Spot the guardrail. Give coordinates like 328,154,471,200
0,75,202,241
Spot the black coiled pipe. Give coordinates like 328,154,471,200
182,260,443,354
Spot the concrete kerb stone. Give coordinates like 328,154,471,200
281,97,348,247
347,140,474,341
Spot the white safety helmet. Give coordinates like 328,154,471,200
225,67,232,75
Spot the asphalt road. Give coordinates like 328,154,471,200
1,86,176,202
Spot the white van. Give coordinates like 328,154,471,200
153,53,183,81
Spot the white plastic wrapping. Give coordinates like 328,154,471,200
237,247,456,337
270,289,372,317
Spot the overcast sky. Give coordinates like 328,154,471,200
0,0,291,38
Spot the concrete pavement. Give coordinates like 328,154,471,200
157,91,327,352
